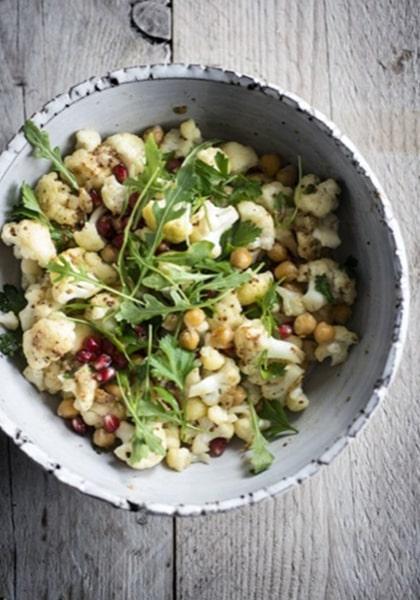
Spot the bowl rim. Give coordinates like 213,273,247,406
0,63,410,516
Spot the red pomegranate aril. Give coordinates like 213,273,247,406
278,324,293,339
103,414,120,433
71,416,87,435
90,189,102,207
166,157,183,172
209,437,228,458
76,349,94,363
128,192,139,208
112,233,124,249
97,215,115,240
95,366,116,383
101,339,116,356
112,352,128,370
83,336,102,354
112,163,128,183
93,353,112,371
134,324,146,337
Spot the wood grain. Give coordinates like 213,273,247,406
0,1,173,599
173,1,420,598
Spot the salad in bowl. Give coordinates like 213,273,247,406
0,117,357,475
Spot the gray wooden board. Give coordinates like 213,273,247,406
0,0,419,598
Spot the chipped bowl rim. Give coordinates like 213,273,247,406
0,64,410,516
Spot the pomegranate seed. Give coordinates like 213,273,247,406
166,157,183,172
90,189,102,207
103,414,120,433
101,339,116,356
112,163,128,183
134,325,146,337
71,416,87,435
93,353,112,371
278,324,293,339
76,349,94,363
112,233,124,249
95,366,116,383
83,336,102,354
209,437,228,458
112,351,128,370
97,215,115,240
129,192,139,208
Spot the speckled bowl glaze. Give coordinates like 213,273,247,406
0,65,409,515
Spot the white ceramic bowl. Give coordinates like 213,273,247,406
0,65,409,515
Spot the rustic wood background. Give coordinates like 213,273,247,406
0,1,419,598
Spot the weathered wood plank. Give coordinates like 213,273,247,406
0,1,173,598
173,1,420,598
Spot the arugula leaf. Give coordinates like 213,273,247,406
0,284,26,314
116,294,191,325
256,350,287,381
149,335,198,389
156,241,214,266
247,401,274,474
259,399,297,440
315,274,334,303
23,121,79,190
221,220,262,253
0,330,21,357
125,134,168,194
258,282,278,334
215,151,230,176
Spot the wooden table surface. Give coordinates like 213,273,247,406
0,1,419,598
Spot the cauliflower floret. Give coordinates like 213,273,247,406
210,292,244,331
35,172,89,226
286,386,309,412
261,364,304,401
72,364,98,412
84,292,119,321
75,129,102,152
114,421,166,470
2,220,56,268
315,325,358,366
101,175,127,215
23,365,46,391
190,200,239,257
73,207,106,251
21,259,43,288
237,271,273,306
236,201,275,250
187,358,241,406
19,278,61,331
50,248,116,304
64,149,104,187
78,394,125,428
200,346,226,371
294,213,341,260
313,213,341,249
258,181,293,214
275,227,298,256
104,132,145,176
197,147,229,170
143,200,192,244
298,258,357,312
160,119,202,157
23,312,76,370
277,286,306,317
234,319,304,365
0,311,19,330
166,447,192,472
295,174,340,218
220,142,258,174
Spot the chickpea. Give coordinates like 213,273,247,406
267,242,288,263
93,428,116,449
294,312,317,337
314,322,336,344
94,388,115,404
276,164,298,187
210,325,234,349
332,303,352,324
104,383,123,399
230,247,253,270
179,328,200,351
143,124,164,144
200,346,225,371
100,244,118,264
259,153,282,177
184,308,206,329
166,447,192,472
274,260,298,281
57,398,78,419
185,398,207,421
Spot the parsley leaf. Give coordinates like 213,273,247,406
23,121,79,190
149,335,198,389
0,284,26,314
0,330,22,357
315,274,334,303
258,282,278,334
221,220,262,253
256,350,287,381
259,399,297,440
247,401,274,474
228,176,262,205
